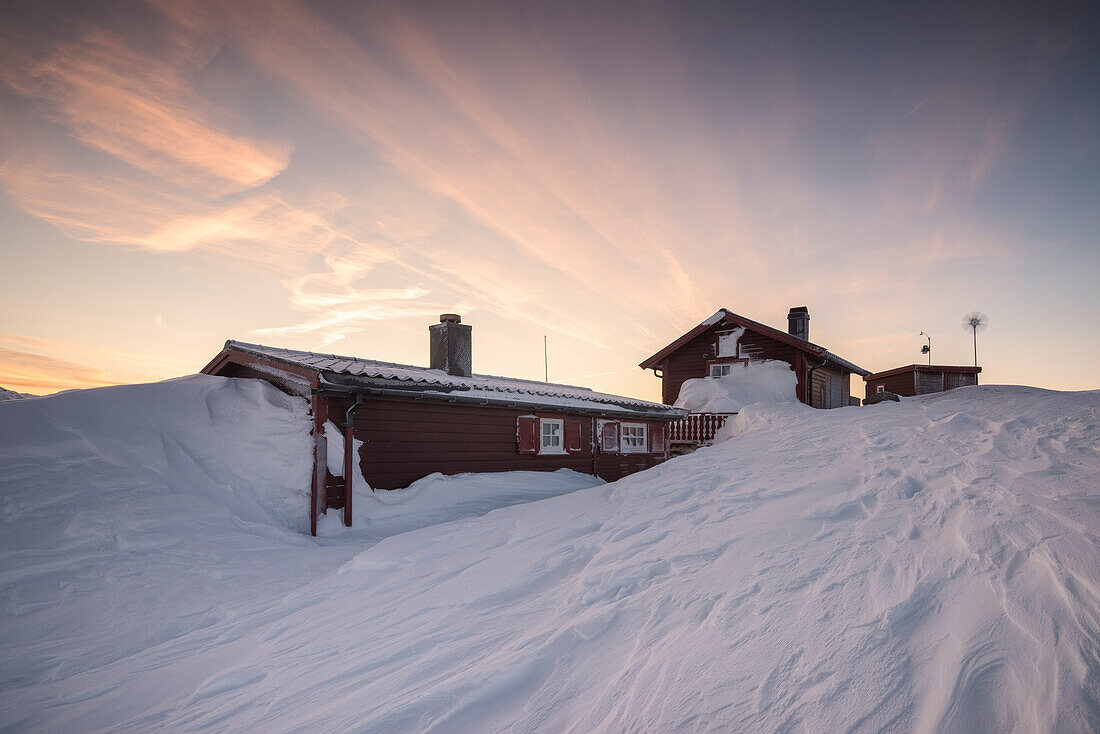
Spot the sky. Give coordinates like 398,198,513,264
1,0,1097,401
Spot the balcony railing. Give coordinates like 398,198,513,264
668,412,736,444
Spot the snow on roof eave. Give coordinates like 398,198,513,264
864,364,982,381
317,375,686,420
215,341,678,416
222,340,607,395
701,310,728,326
822,351,870,377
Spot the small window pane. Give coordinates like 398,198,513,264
621,424,647,453
540,420,563,451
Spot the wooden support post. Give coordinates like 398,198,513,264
309,395,329,537
343,417,354,527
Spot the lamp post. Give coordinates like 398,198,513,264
919,332,931,366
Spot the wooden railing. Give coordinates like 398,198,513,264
668,412,736,444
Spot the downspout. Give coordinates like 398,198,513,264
343,394,365,527
806,354,830,409
591,416,598,480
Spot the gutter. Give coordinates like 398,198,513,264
806,353,830,408
315,379,686,422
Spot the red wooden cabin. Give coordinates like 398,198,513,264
864,364,981,399
202,315,685,535
639,307,869,445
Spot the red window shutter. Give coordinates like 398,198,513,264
600,420,620,454
517,415,538,454
564,418,583,453
649,423,666,454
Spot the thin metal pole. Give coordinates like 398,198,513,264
973,326,978,367
544,335,548,382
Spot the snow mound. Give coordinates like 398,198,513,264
1,382,1099,732
674,359,797,412
318,469,604,543
0,385,30,401
0,374,313,534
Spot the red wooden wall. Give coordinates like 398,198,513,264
330,395,669,493
658,326,803,406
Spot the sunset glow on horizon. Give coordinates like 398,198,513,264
2,0,1097,400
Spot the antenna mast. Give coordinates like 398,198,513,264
544,335,548,382
961,312,988,367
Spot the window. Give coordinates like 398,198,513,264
876,385,885,394
710,363,733,378
621,423,647,453
519,415,583,455
540,418,565,454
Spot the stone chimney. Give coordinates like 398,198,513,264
429,314,472,377
787,306,809,342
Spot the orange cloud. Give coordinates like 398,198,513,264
2,27,290,194
0,335,192,395
0,347,119,394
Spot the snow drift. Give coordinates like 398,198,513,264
0,386,29,401
1,378,1099,732
674,359,797,412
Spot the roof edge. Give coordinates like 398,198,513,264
864,364,983,381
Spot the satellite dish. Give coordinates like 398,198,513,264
961,312,988,367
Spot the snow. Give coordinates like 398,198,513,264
674,358,798,412
317,469,604,544
0,386,29,401
701,309,728,326
228,341,678,416
2,378,1099,731
716,326,744,357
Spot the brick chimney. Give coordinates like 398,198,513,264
429,314,472,377
787,306,809,342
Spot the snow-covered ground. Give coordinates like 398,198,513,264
1,376,1098,731
0,386,29,401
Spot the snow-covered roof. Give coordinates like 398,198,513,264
640,308,870,377
222,341,684,419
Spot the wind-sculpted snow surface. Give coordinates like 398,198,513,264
1,382,1098,732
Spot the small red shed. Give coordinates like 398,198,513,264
202,315,685,535
864,364,981,399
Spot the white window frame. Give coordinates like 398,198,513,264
539,418,566,455
620,423,647,453
709,363,733,378
876,385,885,394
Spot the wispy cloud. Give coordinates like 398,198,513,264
1,26,290,194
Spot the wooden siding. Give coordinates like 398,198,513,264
866,370,916,397
917,370,944,395
865,367,980,398
347,396,668,491
810,367,849,409
660,326,802,406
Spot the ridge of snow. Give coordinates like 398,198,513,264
1,380,1098,731
674,359,798,413
0,386,30,401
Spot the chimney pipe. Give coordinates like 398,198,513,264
429,314,472,377
788,306,809,342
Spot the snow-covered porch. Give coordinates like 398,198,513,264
668,412,734,453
